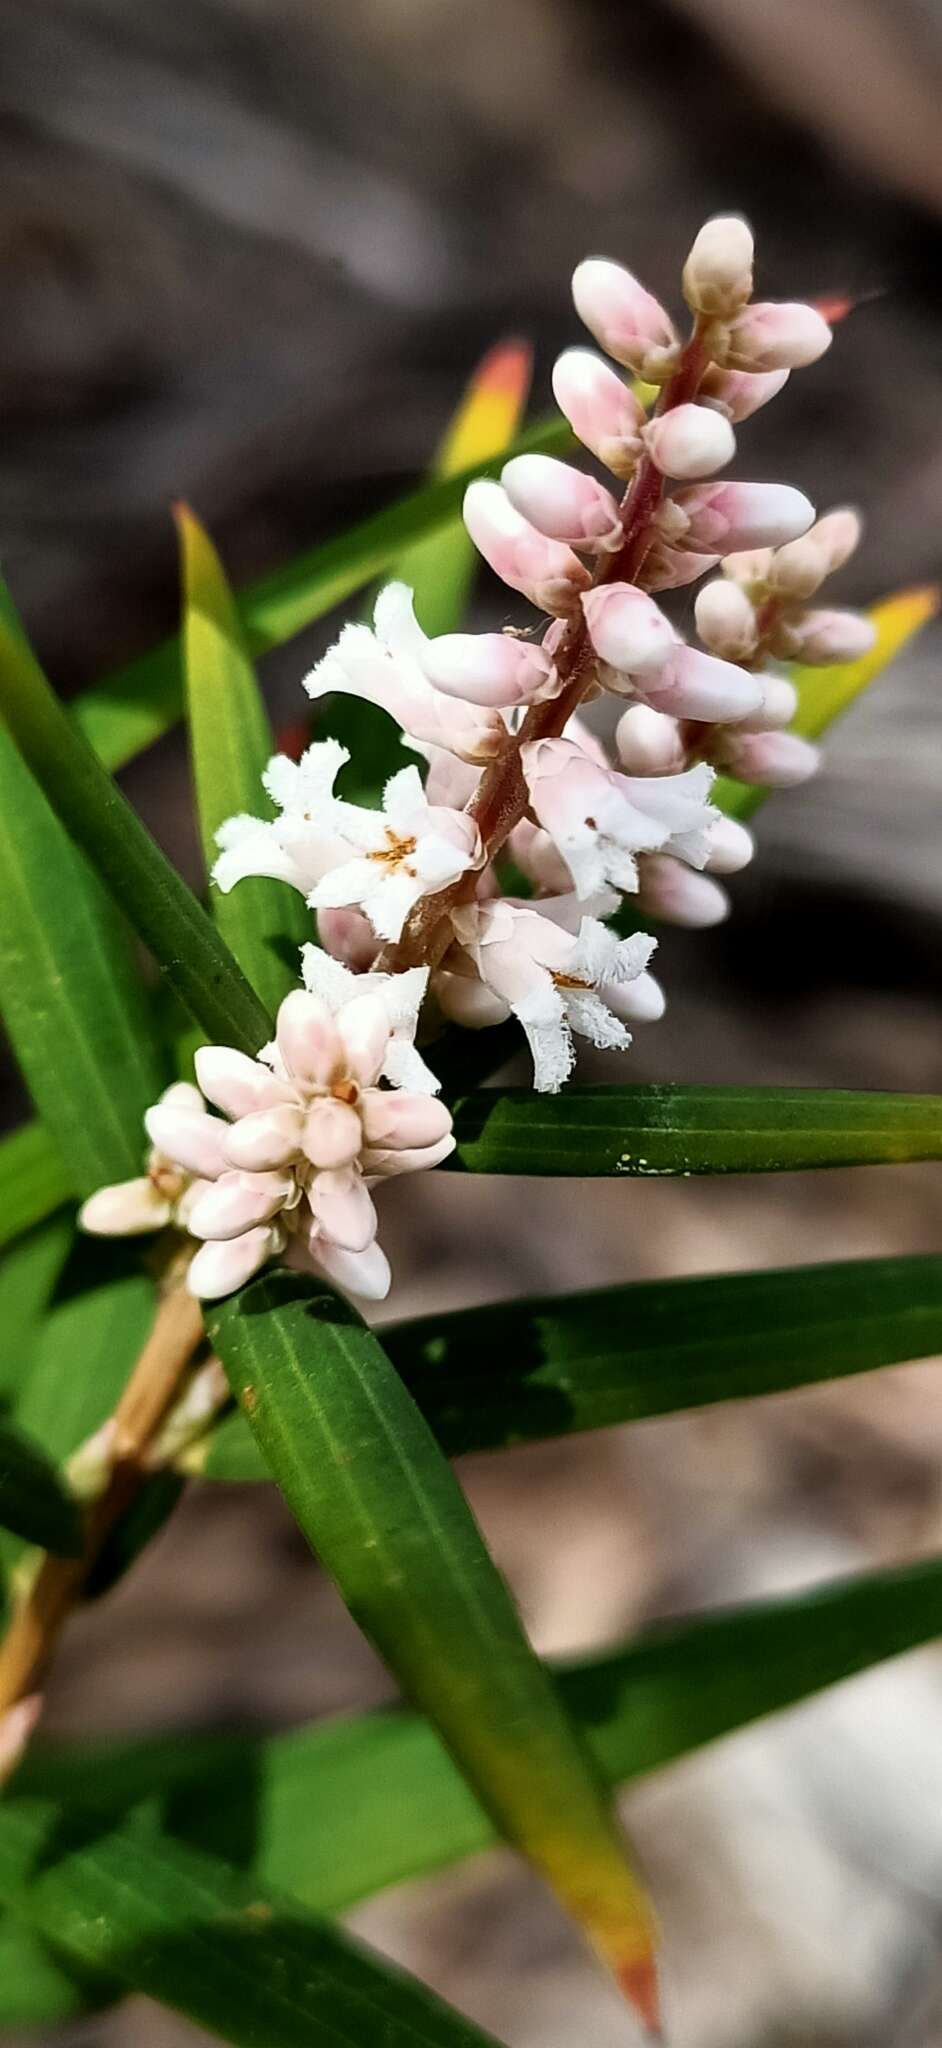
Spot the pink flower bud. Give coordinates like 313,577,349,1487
614,704,686,775
642,403,735,480
463,479,590,616
571,258,681,381
636,855,730,927
715,301,832,373
641,545,719,593
551,348,645,477
501,453,622,551
714,729,820,787
317,906,377,972
605,970,666,1023
747,675,799,730
810,506,862,574
224,1104,304,1172
703,816,754,875
721,547,774,590
188,1225,281,1301
694,578,758,661
771,608,876,665
770,507,862,600
582,583,676,675
682,215,754,318
645,644,765,722
144,1101,229,1181
699,365,790,421
662,481,815,554
423,631,554,708
187,1170,294,1243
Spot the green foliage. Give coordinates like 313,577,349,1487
0,1419,83,1555
208,1269,657,1989
448,1084,942,1175
191,1252,942,1479
0,1797,503,2048
178,506,310,1012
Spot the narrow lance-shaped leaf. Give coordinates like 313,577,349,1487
190,1252,942,1481
73,415,573,773
0,1419,83,1556
0,1800,504,2048
178,504,310,1012
0,1127,72,1256
0,718,166,1194
0,608,270,1055
714,586,939,821
447,1083,942,1177
12,1551,942,1958
208,1270,662,2030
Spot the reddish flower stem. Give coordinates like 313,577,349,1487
376,326,709,973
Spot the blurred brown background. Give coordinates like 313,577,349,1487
1,1,942,2043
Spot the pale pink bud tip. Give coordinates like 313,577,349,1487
642,403,735,481
188,1225,280,1301
637,856,730,928
704,816,754,875
700,365,790,423
682,215,754,318
571,258,681,382
717,729,820,787
463,479,590,616
615,704,686,776
0,1696,42,1785
718,301,832,373
582,584,676,676
773,608,877,665
423,631,553,709
646,644,764,723
551,349,644,477
501,453,622,551
666,481,815,555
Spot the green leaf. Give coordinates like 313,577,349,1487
0,1799,504,2048
74,415,573,774
0,718,166,1193
191,1252,942,1480
0,1126,72,1254
448,1084,942,1176
0,1917,111,2029
0,1219,71,1400
178,505,310,1012
10,1238,154,1469
13,1551,942,1948
715,585,939,821
208,1269,660,2013
0,609,271,1056
0,1418,83,1554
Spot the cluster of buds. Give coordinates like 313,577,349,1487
82,215,876,1302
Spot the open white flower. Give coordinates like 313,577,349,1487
300,945,440,1095
442,901,656,1092
213,739,351,900
304,583,506,765
521,737,716,899
311,763,482,944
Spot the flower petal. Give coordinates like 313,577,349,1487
337,994,390,1089
187,1170,293,1242
361,1091,452,1151
79,1178,171,1237
224,1105,305,1171
195,1046,294,1120
302,1098,363,1170
313,1235,392,1303
275,989,342,1085
307,1169,377,1252
187,1226,280,1302
145,1103,229,1180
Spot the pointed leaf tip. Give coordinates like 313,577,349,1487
617,1955,662,2037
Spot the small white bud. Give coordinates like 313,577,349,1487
714,301,832,373
745,675,799,731
664,481,815,555
582,584,676,675
501,454,622,551
771,608,876,665
571,258,681,382
694,578,759,661
703,816,754,875
642,403,735,480
715,729,820,787
636,855,730,928
551,348,645,478
614,704,686,776
682,215,754,319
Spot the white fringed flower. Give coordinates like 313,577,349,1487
310,763,482,944
299,946,440,1095
213,739,350,900
442,900,656,1093
304,583,506,765
521,737,717,899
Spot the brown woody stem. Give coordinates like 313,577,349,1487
0,1286,204,1717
